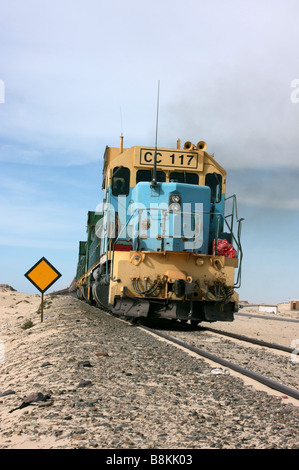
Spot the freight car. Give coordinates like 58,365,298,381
76,137,243,324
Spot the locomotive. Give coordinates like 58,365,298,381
75,137,243,324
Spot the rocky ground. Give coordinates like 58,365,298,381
0,286,298,449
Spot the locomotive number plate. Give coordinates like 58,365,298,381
139,148,199,169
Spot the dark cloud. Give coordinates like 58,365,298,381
226,167,299,209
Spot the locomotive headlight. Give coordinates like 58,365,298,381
169,194,181,212
169,202,181,212
170,194,181,203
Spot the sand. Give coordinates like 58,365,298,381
0,284,298,449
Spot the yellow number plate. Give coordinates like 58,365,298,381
139,148,200,169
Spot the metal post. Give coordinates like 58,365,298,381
151,80,160,187
41,293,44,323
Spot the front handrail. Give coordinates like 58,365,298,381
105,200,244,287
224,194,244,288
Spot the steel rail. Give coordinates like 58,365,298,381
198,327,294,353
235,312,299,323
140,325,299,401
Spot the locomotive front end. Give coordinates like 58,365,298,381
76,138,243,324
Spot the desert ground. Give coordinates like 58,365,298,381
0,284,298,449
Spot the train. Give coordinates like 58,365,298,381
75,137,244,325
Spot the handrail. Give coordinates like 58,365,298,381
224,194,244,288
108,212,135,280
105,200,244,288
225,194,239,232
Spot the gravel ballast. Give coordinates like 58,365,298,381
0,292,298,449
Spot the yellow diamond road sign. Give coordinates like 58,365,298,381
25,257,62,293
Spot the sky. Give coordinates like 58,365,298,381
0,0,299,304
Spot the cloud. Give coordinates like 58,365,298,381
0,162,101,251
0,199,80,247
1,0,299,301
160,68,299,171
1,0,299,168
226,167,299,210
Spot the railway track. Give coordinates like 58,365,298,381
236,312,299,323
77,297,299,403
137,322,299,402
195,326,294,353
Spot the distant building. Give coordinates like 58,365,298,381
258,304,277,314
290,300,299,310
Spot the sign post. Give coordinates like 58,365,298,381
24,257,62,322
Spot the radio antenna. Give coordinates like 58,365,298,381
152,80,160,187
119,106,124,153
120,106,123,137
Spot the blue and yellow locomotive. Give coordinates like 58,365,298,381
76,137,243,324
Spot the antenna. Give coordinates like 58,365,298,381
120,106,123,137
120,106,124,153
151,80,160,187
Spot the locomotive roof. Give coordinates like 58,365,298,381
101,140,227,190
